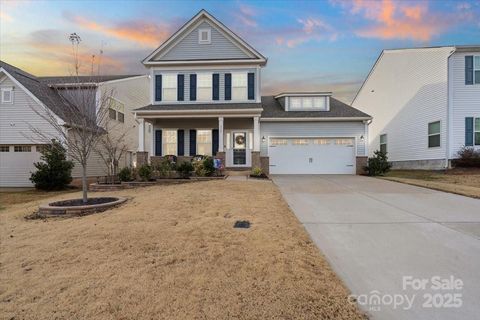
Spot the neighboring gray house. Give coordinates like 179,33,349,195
352,46,480,169
0,61,148,187
135,9,371,174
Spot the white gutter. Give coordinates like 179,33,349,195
260,117,372,122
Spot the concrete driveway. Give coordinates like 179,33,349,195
273,175,480,320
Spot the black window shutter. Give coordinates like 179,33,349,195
155,130,162,156
248,72,255,100
190,74,197,101
465,56,474,85
155,75,162,101
224,73,231,100
465,117,474,146
212,74,219,100
177,129,185,156
177,74,184,101
212,129,219,155
189,129,197,156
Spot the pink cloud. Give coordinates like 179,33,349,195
333,0,450,41
276,17,338,48
235,4,258,28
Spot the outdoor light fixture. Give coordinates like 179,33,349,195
262,136,266,143
360,135,365,141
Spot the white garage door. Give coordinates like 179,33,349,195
268,137,355,174
0,145,41,187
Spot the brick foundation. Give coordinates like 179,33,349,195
356,156,368,175
136,152,149,167
260,156,270,175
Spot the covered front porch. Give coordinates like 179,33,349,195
135,109,267,171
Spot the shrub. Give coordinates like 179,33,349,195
30,140,74,190
118,167,133,182
138,164,153,181
251,167,263,176
177,161,193,178
452,147,480,168
191,156,215,177
365,150,391,176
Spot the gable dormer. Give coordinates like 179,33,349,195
143,9,266,66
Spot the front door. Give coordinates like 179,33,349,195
233,132,247,165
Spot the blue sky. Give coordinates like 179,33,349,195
1,0,479,102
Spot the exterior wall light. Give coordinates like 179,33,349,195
360,135,365,141
262,136,266,143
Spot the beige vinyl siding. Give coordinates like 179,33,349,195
98,76,151,163
449,51,480,158
352,47,452,162
155,20,252,61
260,121,366,157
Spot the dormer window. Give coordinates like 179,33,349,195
198,28,211,44
275,93,331,111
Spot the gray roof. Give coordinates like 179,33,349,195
135,102,263,111
261,96,371,119
0,60,74,121
39,74,143,85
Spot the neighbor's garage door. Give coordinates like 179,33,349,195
268,137,355,174
0,146,41,187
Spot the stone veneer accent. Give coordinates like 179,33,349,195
356,156,368,175
136,152,149,167
260,156,270,175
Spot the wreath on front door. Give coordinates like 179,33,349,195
235,135,245,146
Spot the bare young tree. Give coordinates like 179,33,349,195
95,113,130,184
29,33,114,203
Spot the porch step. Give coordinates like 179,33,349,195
224,167,251,176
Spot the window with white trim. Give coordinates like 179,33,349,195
0,146,10,152
475,56,480,84
428,121,441,148
198,28,211,44
162,74,177,101
162,130,177,155
475,118,480,145
289,96,327,110
197,73,212,101
14,145,31,152
197,130,212,156
380,134,387,153
232,72,247,101
1,87,13,103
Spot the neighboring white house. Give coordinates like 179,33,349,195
0,61,149,187
352,46,480,169
134,9,371,175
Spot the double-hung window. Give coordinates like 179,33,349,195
380,134,387,153
0,146,10,152
162,74,177,101
197,130,212,156
428,121,441,148
232,72,247,101
197,73,212,101
162,130,177,155
14,146,31,152
1,87,13,103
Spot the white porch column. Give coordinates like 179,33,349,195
253,116,260,152
218,117,224,152
138,118,145,152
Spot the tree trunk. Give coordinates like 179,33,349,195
82,164,88,204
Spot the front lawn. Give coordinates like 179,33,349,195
382,168,480,198
0,181,365,319
0,188,78,209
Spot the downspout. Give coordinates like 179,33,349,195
445,48,455,169
363,119,372,157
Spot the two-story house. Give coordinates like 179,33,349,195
134,10,371,174
352,46,480,169
0,60,149,187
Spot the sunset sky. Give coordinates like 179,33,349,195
1,0,479,103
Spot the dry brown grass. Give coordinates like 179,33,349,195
0,188,77,209
383,169,480,198
0,181,365,320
